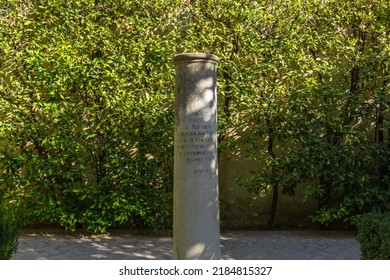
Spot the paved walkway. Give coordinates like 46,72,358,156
12,230,361,260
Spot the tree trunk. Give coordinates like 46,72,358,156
267,183,278,230
266,129,278,230
377,79,388,191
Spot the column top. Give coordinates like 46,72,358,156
173,52,220,65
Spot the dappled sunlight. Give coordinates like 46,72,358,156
13,230,360,260
186,243,206,259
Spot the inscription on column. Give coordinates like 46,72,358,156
176,111,216,175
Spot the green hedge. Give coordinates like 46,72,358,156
356,212,390,260
0,204,21,260
1,0,389,232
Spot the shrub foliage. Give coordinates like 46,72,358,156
357,212,390,260
0,203,21,259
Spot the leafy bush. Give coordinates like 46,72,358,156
0,0,176,233
379,220,390,259
0,203,21,260
235,0,390,228
356,212,390,260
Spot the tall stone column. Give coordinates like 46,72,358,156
173,53,221,260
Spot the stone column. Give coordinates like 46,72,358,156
173,53,221,260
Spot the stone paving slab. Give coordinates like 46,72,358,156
12,230,361,260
